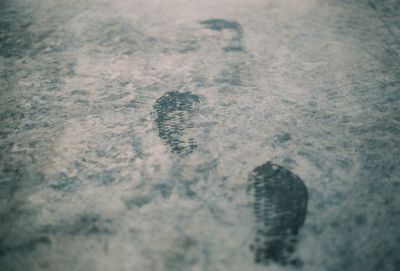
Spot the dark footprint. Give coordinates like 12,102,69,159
154,91,200,154
200,19,244,52
248,162,308,266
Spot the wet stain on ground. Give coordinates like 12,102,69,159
153,91,200,154
0,236,50,257
125,195,152,209
200,19,242,33
248,162,308,266
200,19,244,52
42,213,113,236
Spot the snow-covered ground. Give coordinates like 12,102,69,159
1,0,399,270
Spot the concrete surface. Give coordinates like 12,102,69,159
0,0,399,270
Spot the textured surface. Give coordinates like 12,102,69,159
0,0,400,270
154,91,200,154
249,162,307,266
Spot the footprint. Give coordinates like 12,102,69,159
153,91,200,154
200,19,244,52
248,162,308,266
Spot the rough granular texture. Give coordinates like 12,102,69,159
154,91,200,154
1,0,400,270
249,162,307,266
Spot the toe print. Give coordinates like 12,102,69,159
154,91,200,154
248,162,308,266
